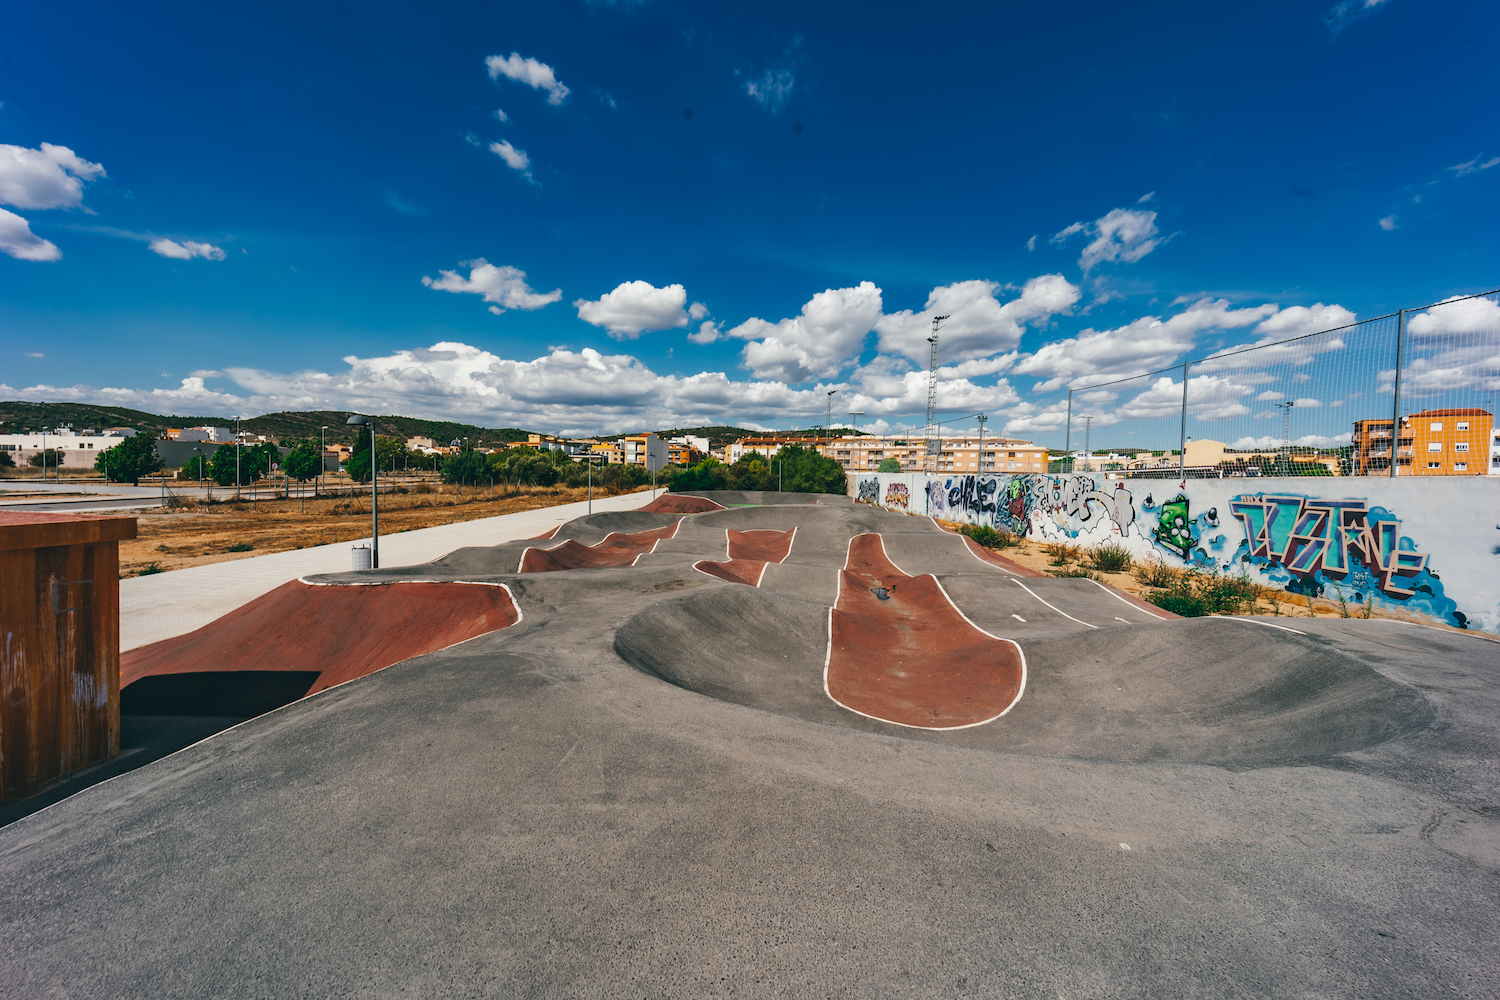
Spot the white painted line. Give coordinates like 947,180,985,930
1368,618,1500,644
819,532,1029,731
1211,615,1307,635
1115,617,1131,623
754,559,771,588
1011,614,1027,623
876,532,914,577
1010,578,1099,629
1087,578,1171,620
297,577,511,589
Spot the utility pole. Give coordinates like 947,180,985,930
1081,415,1093,472
847,410,864,434
976,413,988,473
825,390,837,448
1389,309,1406,478
924,315,949,474
235,415,241,501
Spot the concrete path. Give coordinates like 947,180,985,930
119,490,659,651
8,493,1497,998
0,479,164,512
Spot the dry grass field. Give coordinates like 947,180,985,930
120,483,637,578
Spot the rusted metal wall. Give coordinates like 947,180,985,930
0,513,136,802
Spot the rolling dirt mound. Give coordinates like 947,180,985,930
520,524,678,572
122,580,519,698
639,494,726,513
615,587,1435,765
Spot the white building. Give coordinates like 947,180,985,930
0,428,136,468
168,425,235,443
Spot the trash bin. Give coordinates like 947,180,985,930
351,544,372,570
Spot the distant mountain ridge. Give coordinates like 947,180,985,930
0,402,863,450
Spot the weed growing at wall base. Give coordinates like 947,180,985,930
1089,543,1133,573
1146,569,1259,617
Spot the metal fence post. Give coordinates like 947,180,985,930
1063,389,1073,473
1389,308,1405,478
1178,361,1191,471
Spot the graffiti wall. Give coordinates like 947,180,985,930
852,471,1500,634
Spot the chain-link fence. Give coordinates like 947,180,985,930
1040,288,1499,477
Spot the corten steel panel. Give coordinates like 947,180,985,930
0,514,128,802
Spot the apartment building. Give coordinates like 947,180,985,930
726,436,818,463
1352,408,1494,476
0,427,135,468
819,435,1048,474
166,426,235,443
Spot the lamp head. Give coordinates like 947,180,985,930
347,415,369,426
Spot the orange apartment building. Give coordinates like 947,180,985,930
1351,408,1494,476
818,435,1048,475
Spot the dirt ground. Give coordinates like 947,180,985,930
120,483,641,578
930,517,1466,630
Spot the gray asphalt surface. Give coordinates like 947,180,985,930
2,491,1497,999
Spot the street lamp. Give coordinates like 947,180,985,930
41,426,49,483
234,415,242,501
347,414,379,567
319,425,328,498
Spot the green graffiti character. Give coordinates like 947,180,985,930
1153,493,1195,559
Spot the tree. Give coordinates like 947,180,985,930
249,441,281,481
490,448,559,487
30,448,64,469
283,442,322,482
667,457,732,492
772,445,847,494
94,435,163,486
183,454,210,480
207,443,261,486
344,427,406,482
877,457,901,473
442,449,490,486
0,451,14,469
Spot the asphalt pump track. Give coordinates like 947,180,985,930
3,490,1498,998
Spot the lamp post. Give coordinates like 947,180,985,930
41,426,49,483
234,416,241,501
348,413,378,566
976,412,987,473
319,426,328,498
347,414,379,568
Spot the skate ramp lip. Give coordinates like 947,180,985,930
122,579,520,698
639,493,727,513
615,586,1435,765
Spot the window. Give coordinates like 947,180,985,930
1427,461,1441,469
1457,421,1469,431
1430,421,1443,431
1456,442,1470,453
1428,442,1443,452
1455,463,1468,471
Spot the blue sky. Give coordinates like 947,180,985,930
2,0,1497,445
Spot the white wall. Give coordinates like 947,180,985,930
851,470,1500,634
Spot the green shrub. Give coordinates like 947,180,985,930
1089,542,1133,573
227,542,254,552
1146,569,1259,617
1133,560,1179,588
1047,566,1100,579
960,524,1002,548
137,562,164,576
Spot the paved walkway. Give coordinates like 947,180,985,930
120,490,658,651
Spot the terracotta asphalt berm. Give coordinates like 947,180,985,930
2,491,1497,998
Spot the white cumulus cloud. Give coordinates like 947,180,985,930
1379,215,1398,231
485,52,570,105
1051,207,1162,274
729,282,884,383
149,238,226,261
421,259,562,315
0,142,105,210
1014,298,1278,388
489,140,533,181
874,274,1080,366
574,281,691,339
0,207,61,261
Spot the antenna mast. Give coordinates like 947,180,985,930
924,315,949,473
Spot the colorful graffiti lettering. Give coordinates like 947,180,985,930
884,482,910,510
1033,475,1137,538
1229,494,1429,598
943,476,998,523
1153,494,1196,559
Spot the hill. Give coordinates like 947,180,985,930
0,401,534,448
